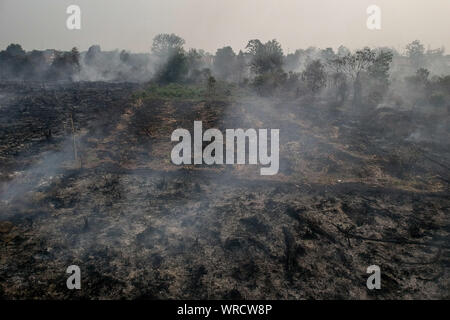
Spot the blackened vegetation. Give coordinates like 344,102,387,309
0,37,449,299
0,80,448,299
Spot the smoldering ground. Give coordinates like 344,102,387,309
0,36,449,299
0,78,448,299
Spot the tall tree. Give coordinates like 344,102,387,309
85,45,101,65
151,33,185,58
302,60,327,94
329,47,377,105
246,39,284,75
406,40,425,68
152,34,188,83
368,50,393,84
213,46,236,80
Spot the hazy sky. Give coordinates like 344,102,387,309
1,0,449,53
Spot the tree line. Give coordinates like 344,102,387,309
1,35,449,109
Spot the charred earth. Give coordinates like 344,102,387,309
0,81,449,299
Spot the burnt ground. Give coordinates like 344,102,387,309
0,81,449,299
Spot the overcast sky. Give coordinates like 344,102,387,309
0,0,449,54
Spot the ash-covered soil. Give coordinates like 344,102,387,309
0,82,449,299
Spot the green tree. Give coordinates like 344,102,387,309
245,39,285,95
152,33,185,57
186,49,203,71
47,47,80,81
70,47,80,70
85,45,101,65
213,46,236,80
207,75,216,96
302,60,327,94
155,48,188,84
152,34,188,84
337,45,351,57
368,50,393,83
0,44,27,79
235,50,247,83
5,44,25,57
246,39,284,75
329,47,377,106
406,40,425,68
406,68,429,87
